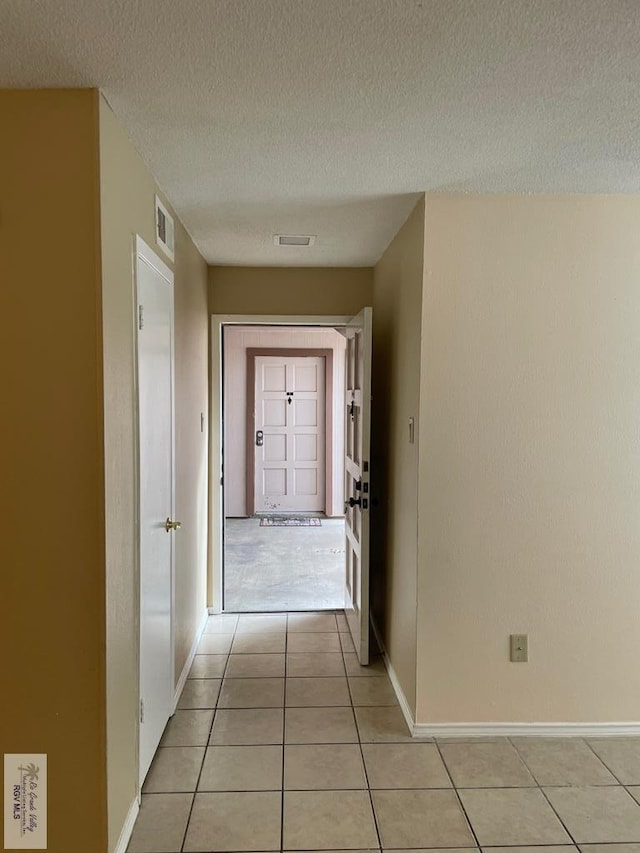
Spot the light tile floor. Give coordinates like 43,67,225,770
128,610,640,852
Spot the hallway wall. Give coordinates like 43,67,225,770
0,89,107,853
209,266,373,316
99,97,209,850
418,193,640,723
371,197,425,718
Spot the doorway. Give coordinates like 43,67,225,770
210,310,372,664
221,324,346,612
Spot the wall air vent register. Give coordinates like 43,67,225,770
155,195,175,261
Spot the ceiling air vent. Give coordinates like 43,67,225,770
155,195,175,261
274,234,316,247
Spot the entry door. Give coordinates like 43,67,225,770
344,308,373,664
255,355,326,512
136,237,175,787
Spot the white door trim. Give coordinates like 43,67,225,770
209,314,352,614
136,233,174,285
134,235,175,787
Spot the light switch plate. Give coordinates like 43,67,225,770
510,634,528,662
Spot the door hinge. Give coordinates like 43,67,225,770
138,304,144,330
140,698,145,724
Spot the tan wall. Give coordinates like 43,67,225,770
417,193,640,722
99,97,209,850
209,266,373,316
0,90,107,852
371,198,425,716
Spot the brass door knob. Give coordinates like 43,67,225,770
165,518,182,533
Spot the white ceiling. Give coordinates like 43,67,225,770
2,0,640,266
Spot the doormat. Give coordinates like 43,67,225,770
260,516,322,527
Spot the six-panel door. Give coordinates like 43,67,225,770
254,355,326,512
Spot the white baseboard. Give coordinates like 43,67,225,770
173,608,209,712
382,651,416,735
370,617,416,734
413,722,640,738
113,796,139,853
370,619,640,740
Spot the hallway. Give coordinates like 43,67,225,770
128,611,640,852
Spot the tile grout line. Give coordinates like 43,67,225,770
508,733,624,786
505,735,580,848
582,738,628,786
280,612,290,853
339,613,355,715
345,621,385,853
179,614,238,852
433,737,483,850
535,785,580,848
508,735,629,846
348,615,384,848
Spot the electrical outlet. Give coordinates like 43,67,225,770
510,634,528,662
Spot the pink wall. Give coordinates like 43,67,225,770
223,325,346,517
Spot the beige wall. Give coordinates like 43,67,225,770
371,197,425,716
99,97,209,850
417,194,640,722
209,266,373,316
0,90,107,852
174,222,210,686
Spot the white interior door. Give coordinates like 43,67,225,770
255,355,326,512
136,237,175,787
344,307,372,664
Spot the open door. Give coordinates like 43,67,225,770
344,307,372,664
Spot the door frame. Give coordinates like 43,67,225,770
134,235,176,785
246,348,334,516
210,315,351,613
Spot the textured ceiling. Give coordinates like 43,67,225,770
2,0,640,265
